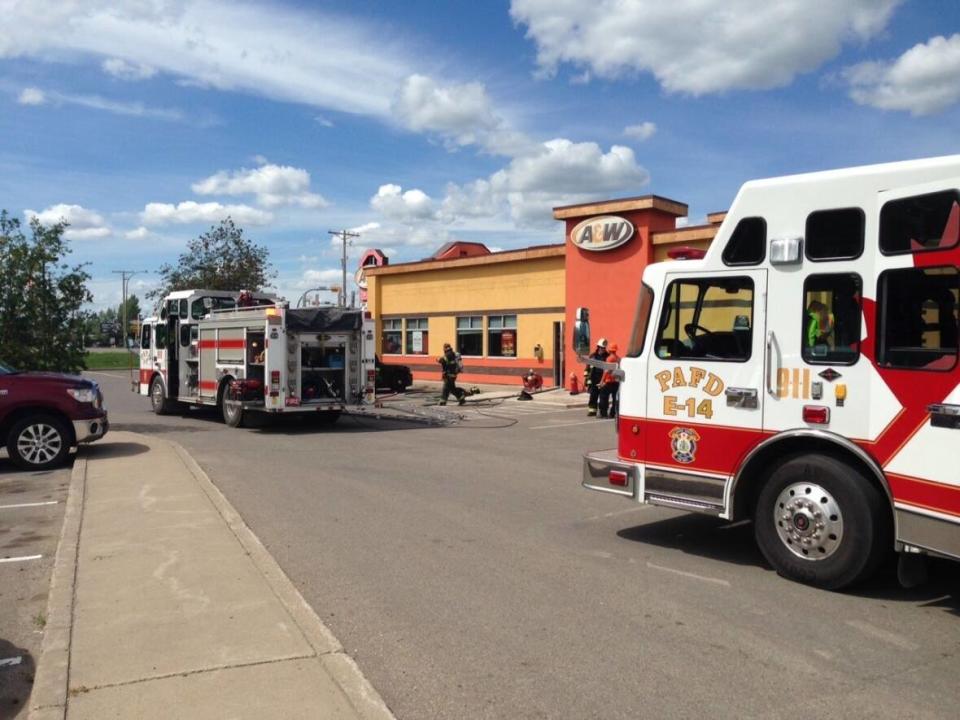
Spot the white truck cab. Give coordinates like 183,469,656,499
580,154,960,589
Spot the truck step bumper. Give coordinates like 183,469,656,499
583,449,638,498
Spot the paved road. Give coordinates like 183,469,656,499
91,370,960,720
0,456,70,719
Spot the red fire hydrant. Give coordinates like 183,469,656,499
569,372,580,395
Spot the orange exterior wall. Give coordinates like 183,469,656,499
558,198,688,386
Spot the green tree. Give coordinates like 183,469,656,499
151,218,274,298
0,210,91,372
118,294,140,326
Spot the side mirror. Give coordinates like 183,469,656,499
573,307,591,357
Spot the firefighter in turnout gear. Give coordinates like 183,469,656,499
597,343,620,419
584,338,609,416
438,343,466,406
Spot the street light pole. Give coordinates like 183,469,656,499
111,270,147,379
328,229,359,308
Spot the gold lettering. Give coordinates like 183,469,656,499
703,373,725,397
655,370,672,392
663,396,680,416
673,367,687,388
803,368,810,400
688,367,706,389
777,368,789,399
792,368,800,399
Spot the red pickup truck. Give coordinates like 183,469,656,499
0,361,108,470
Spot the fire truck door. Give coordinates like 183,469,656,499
645,269,767,509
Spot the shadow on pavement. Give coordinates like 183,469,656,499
617,513,960,609
0,640,34,720
81,441,150,459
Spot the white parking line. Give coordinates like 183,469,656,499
0,656,23,668
0,500,59,510
646,561,731,587
0,555,43,564
530,419,613,430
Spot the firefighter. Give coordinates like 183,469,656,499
597,343,621,419
438,343,466,406
584,338,609,416
806,300,835,348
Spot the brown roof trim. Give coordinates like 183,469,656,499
552,194,688,220
651,224,718,245
365,243,565,276
706,211,728,224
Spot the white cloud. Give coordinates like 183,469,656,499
510,0,901,94
24,203,111,239
141,201,272,226
102,57,156,81
349,222,382,235
392,74,532,155
370,184,438,222
443,139,649,227
624,122,656,141
843,34,960,115
18,87,45,105
16,85,184,121
0,1,414,118
315,115,334,128
125,226,151,240
192,164,328,209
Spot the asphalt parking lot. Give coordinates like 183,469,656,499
0,455,70,719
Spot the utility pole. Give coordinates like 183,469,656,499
112,269,147,354
328,229,359,308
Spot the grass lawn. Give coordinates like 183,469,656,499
84,350,139,370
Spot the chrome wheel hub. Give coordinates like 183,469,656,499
17,423,62,465
774,482,843,561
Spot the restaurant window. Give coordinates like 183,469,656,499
802,274,862,365
404,318,429,355
880,189,960,255
488,315,517,357
878,266,958,371
456,316,483,356
381,319,402,354
805,207,864,261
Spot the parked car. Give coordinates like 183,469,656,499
375,355,413,393
0,361,108,470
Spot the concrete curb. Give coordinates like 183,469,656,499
169,440,396,720
28,456,87,720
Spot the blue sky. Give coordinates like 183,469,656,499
2,0,958,310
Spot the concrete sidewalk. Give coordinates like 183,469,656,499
29,432,394,720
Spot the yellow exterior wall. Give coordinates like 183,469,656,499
372,255,565,358
377,256,565,316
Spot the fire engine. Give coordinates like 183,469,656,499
138,289,376,427
578,154,960,589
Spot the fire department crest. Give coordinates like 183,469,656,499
669,427,701,464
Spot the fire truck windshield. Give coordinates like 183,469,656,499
626,283,654,357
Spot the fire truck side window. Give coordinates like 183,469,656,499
155,324,168,349
655,277,754,362
140,324,151,350
722,217,766,266
802,274,862,365
880,189,960,254
805,207,864,261
878,266,959,371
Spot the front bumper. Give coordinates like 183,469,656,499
582,449,638,498
73,414,108,444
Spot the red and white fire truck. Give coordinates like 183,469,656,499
138,289,376,426
579,154,960,589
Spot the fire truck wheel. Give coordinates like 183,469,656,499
8,415,70,470
150,376,173,415
754,454,889,591
222,400,245,428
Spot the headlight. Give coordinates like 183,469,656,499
67,387,97,403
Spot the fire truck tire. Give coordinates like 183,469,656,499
7,415,71,470
222,400,245,428
149,376,175,415
754,454,889,591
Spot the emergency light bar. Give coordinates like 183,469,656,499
667,246,706,260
